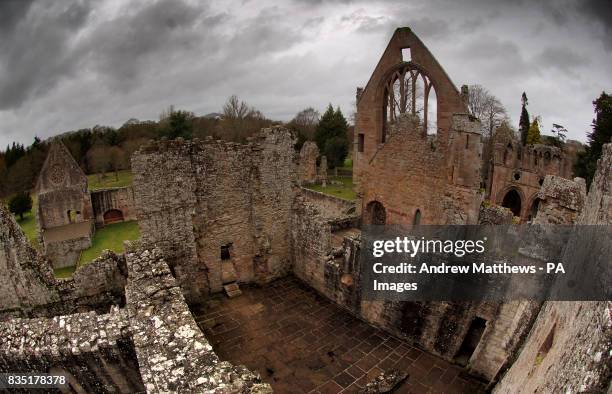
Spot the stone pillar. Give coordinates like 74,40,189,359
298,141,319,185
319,156,328,187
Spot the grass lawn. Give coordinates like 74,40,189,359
306,176,356,201
16,210,38,246
87,170,133,191
4,194,38,247
78,220,140,264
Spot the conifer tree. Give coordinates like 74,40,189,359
519,92,530,145
575,92,612,186
526,118,541,145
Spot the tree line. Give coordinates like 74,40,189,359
0,95,352,199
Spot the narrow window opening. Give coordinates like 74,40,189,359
413,209,421,225
401,47,411,61
358,133,365,152
221,244,231,260
465,134,469,149
514,172,521,181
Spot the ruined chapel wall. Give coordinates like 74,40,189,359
354,27,467,187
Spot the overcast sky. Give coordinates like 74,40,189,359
1,0,610,148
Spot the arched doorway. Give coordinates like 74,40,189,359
501,189,522,218
103,209,124,225
366,201,386,225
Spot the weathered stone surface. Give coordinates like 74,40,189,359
361,369,408,393
533,175,586,224
495,144,612,393
0,307,145,393
478,204,514,224
0,206,59,318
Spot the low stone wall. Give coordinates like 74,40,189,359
124,243,271,393
45,236,91,269
298,187,356,219
0,308,145,393
91,186,136,226
479,204,514,224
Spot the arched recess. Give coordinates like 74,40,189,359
500,188,522,218
528,197,541,222
381,62,438,140
365,200,386,225
103,209,124,225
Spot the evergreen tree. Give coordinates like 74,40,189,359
8,192,33,220
526,118,541,145
519,92,530,146
314,104,349,168
575,92,612,186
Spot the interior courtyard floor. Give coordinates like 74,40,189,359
191,276,486,394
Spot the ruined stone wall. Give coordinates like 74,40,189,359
124,243,270,393
91,186,137,226
132,127,296,301
298,141,319,185
533,175,586,225
495,144,612,393
0,308,145,393
0,206,60,319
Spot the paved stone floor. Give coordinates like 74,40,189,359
192,276,485,394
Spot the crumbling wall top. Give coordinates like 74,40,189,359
124,243,270,393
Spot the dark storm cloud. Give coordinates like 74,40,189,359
581,0,612,48
80,0,218,89
0,0,34,34
0,0,610,148
535,47,589,76
0,1,92,109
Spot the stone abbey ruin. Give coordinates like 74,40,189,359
1,27,610,393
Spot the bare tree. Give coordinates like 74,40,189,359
468,85,508,138
292,107,320,129
108,146,128,180
86,145,111,181
223,95,256,119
